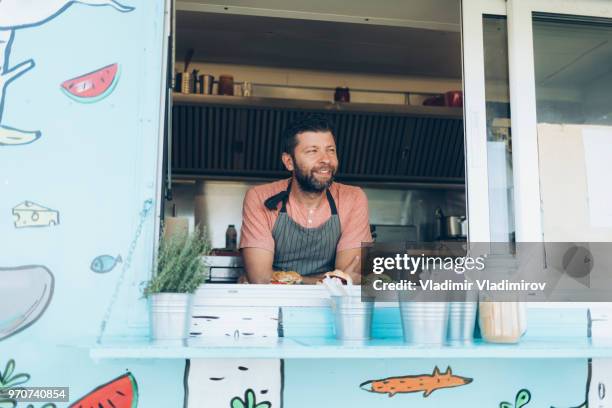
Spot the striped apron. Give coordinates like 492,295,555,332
271,183,341,276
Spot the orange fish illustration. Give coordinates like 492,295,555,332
360,366,472,398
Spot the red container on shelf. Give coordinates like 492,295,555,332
334,87,350,102
445,90,463,107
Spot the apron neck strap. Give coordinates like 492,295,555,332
277,181,337,215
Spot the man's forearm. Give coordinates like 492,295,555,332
246,268,274,284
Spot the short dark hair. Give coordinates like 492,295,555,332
282,114,336,155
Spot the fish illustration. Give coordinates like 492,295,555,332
360,366,472,397
90,254,122,273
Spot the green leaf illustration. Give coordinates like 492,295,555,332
2,374,29,388
231,396,246,408
515,389,531,408
230,389,271,408
1,361,15,384
245,389,256,408
499,402,513,408
0,360,30,388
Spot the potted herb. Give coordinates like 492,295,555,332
144,225,210,341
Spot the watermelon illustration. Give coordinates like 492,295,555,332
60,63,120,103
69,373,138,408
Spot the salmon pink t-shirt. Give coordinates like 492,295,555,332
239,179,372,253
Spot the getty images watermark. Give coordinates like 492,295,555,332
360,242,608,302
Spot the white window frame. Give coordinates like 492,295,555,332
463,0,612,311
461,0,507,243
506,0,612,243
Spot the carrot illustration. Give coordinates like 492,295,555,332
360,366,472,398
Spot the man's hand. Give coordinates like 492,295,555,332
335,249,362,284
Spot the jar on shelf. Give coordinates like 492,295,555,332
218,75,234,96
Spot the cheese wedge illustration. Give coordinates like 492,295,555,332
13,201,60,228
0,125,41,146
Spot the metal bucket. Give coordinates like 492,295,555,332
150,293,192,341
331,296,374,341
447,301,477,343
399,301,449,344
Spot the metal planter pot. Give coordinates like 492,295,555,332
331,295,374,341
399,301,449,344
150,293,193,341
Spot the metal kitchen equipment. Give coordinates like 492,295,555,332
445,215,466,238
200,74,214,94
175,71,191,94
203,255,243,283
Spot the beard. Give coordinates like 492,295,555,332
293,159,336,193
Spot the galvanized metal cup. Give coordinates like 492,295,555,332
446,301,478,343
331,295,374,341
399,301,449,344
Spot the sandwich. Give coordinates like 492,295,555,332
323,269,353,285
271,271,303,285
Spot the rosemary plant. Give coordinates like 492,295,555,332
144,225,211,296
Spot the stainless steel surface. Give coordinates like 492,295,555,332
193,180,207,231
399,301,449,344
203,255,243,267
372,224,417,243
204,255,243,283
165,180,466,248
208,267,242,283
331,295,374,341
447,301,477,343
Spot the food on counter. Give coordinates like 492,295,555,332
323,269,352,285
362,273,393,287
60,63,120,103
271,271,302,284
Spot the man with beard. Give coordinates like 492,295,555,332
239,114,372,284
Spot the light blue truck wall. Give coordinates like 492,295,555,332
0,2,593,407
0,1,184,406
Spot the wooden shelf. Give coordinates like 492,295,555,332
172,93,464,119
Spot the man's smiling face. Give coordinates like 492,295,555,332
284,130,338,192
